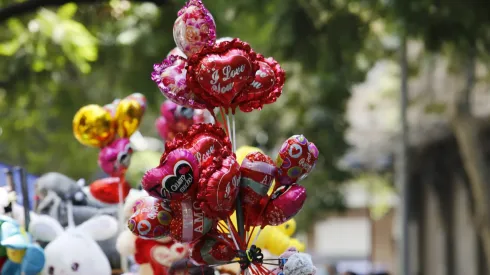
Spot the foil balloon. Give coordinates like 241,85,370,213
236,146,264,164
98,138,133,177
186,39,259,109
276,135,319,187
128,196,172,239
156,100,196,141
193,109,215,124
89,177,132,204
162,123,232,167
190,233,237,265
151,55,207,109
127,93,148,112
173,0,216,57
216,37,234,44
167,47,187,58
262,184,307,226
197,149,241,218
73,104,116,148
169,200,213,243
240,152,276,225
142,149,199,201
233,55,285,112
103,98,120,118
115,96,146,138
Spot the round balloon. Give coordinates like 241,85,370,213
98,138,133,177
90,177,131,204
262,184,307,226
73,104,116,148
128,196,172,239
115,97,145,138
173,0,216,57
275,135,319,187
190,233,236,265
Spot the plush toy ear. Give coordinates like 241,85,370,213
29,215,64,242
77,215,118,241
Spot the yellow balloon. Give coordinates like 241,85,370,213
236,146,263,165
220,213,305,256
73,104,116,148
276,219,297,237
115,97,145,138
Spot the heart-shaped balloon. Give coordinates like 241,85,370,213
89,177,132,204
262,184,307,226
169,200,213,243
115,96,146,138
197,149,241,219
239,152,277,225
233,55,285,112
275,135,319,187
151,55,207,109
156,100,196,141
161,123,232,167
187,39,259,109
142,149,200,201
190,232,237,265
128,196,173,239
98,138,133,176
173,0,216,57
73,104,116,148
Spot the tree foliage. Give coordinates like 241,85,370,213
0,0,388,229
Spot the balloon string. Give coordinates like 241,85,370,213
227,220,241,250
220,107,231,138
232,114,237,153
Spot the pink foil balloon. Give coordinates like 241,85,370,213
151,55,206,109
173,0,216,57
98,138,133,177
262,184,307,226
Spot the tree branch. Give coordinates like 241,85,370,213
0,0,169,23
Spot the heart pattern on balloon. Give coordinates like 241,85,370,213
187,39,259,109
142,149,199,201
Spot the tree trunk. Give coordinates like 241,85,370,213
451,46,490,271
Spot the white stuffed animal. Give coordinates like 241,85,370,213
29,214,118,275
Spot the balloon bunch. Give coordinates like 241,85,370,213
155,100,214,141
151,0,285,113
73,93,147,204
128,124,318,274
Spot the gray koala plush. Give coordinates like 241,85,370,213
34,172,122,269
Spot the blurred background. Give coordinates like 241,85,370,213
1,0,490,274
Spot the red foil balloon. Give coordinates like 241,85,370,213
89,177,131,204
142,149,200,201
186,39,259,109
190,232,237,265
197,149,241,219
239,152,277,223
275,135,319,187
161,123,232,167
262,184,307,226
233,55,285,112
128,196,173,239
169,200,213,243
151,55,207,109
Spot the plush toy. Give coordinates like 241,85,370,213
29,214,118,275
0,218,45,275
117,190,188,275
34,172,121,268
271,248,316,275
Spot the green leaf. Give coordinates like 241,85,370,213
7,19,25,35
57,3,78,19
0,39,20,56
